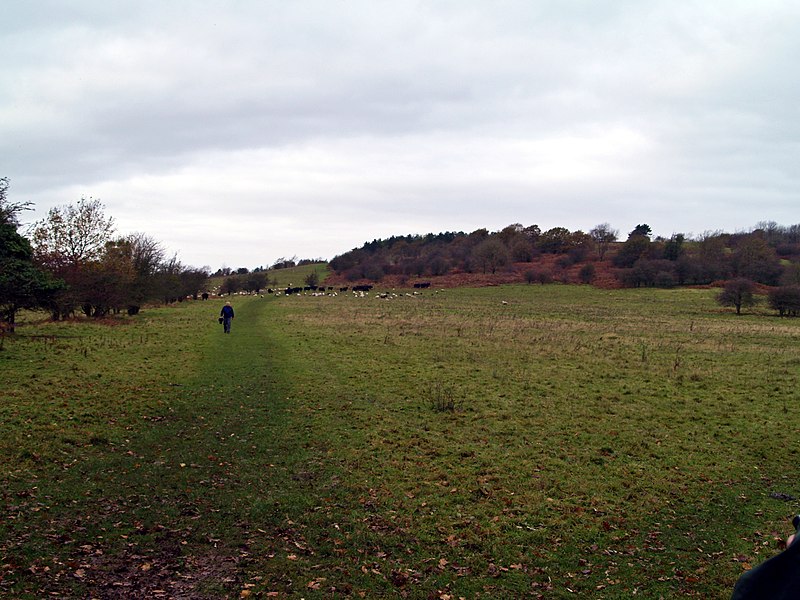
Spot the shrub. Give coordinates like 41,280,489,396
429,256,450,276
655,270,675,288
363,264,385,282
526,269,553,285
512,240,534,262
768,286,800,317
304,270,319,288
556,255,574,270
578,263,596,284
568,245,589,263
426,381,460,412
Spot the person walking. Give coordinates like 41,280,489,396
220,301,234,334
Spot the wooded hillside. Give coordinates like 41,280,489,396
328,222,800,290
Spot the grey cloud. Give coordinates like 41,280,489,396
2,1,799,268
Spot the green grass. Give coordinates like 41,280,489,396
269,262,330,288
207,262,330,293
1,286,799,598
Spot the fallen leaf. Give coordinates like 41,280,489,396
307,578,326,589
390,570,408,586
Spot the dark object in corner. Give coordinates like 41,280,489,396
731,515,800,599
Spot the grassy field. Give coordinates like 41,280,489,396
1,284,799,598
207,262,330,293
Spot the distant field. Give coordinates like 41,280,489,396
207,262,330,293
1,285,799,598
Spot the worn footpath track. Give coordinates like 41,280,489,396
1,297,316,598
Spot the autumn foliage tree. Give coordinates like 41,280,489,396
31,197,116,318
30,198,207,317
31,197,115,270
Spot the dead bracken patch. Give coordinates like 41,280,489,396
325,257,624,290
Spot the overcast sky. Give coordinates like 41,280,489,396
3,1,798,270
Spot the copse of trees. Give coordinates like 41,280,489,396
267,256,326,271
330,220,800,311
218,270,271,296
211,257,324,280
0,179,209,325
153,256,209,306
768,286,800,317
615,224,793,289
329,224,599,282
329,223,605,281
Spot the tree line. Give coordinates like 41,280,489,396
330,221,800,313
1,178,209,332
331,222,800,284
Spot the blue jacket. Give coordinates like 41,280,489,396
220,305,234,319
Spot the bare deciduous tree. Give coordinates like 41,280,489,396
589,223,618,260
473,238,510,274
717,278,757,315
